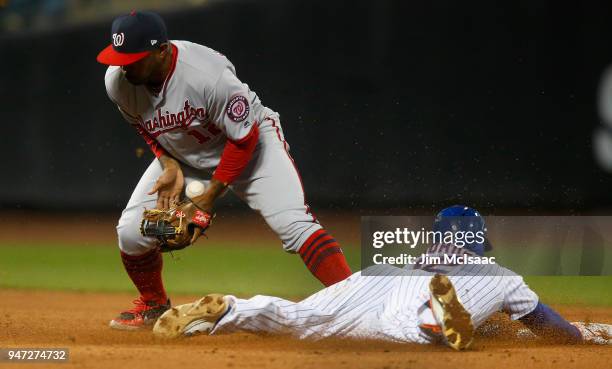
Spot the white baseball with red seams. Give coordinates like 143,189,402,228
106,40,320,256
185,181,205,199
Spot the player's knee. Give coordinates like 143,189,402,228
116,213,158,256
278,221,323,253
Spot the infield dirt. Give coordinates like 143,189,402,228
1,289,611,369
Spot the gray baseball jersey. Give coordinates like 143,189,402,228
105,40,276,170
109,41,322,256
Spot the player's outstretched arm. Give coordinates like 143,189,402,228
502,271,587,344
518,302,582,344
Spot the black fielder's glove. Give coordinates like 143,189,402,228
140,200,213,252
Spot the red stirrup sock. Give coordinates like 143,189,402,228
299,229,352,286
120,248,168,304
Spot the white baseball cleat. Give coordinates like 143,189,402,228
429,274,475,350
152,294,229,339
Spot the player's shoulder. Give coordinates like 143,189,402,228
104,66,131,102
104,66,121,89
173,40,230,65
174,40,234,87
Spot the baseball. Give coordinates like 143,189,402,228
185,181,206,199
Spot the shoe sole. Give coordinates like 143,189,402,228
109,316,161,331
109,320,144,331
429,274,474,350
153,294,227,339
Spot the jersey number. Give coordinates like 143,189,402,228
187,125,222,144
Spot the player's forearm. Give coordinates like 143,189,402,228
191,178,227,212
518,302,582,343
158,154,180,169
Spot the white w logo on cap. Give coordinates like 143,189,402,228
112,32,125,47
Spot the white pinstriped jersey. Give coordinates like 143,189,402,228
104,40,277,170
212,255,539,343
407,244,540,324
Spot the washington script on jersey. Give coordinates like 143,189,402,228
138,99,208,136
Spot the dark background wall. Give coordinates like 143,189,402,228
2,0,612,211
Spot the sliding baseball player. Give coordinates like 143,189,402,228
152,206,612,349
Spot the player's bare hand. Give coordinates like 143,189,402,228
148,165,184,209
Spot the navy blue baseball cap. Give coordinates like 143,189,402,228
97,11,168,66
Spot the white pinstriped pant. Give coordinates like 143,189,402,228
211,264,538,342
211,267,436,343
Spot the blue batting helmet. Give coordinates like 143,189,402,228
432,205,492,256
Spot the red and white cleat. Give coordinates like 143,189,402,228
109,297,171,331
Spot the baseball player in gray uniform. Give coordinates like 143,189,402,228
96,11,352,330
152,206,612,350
